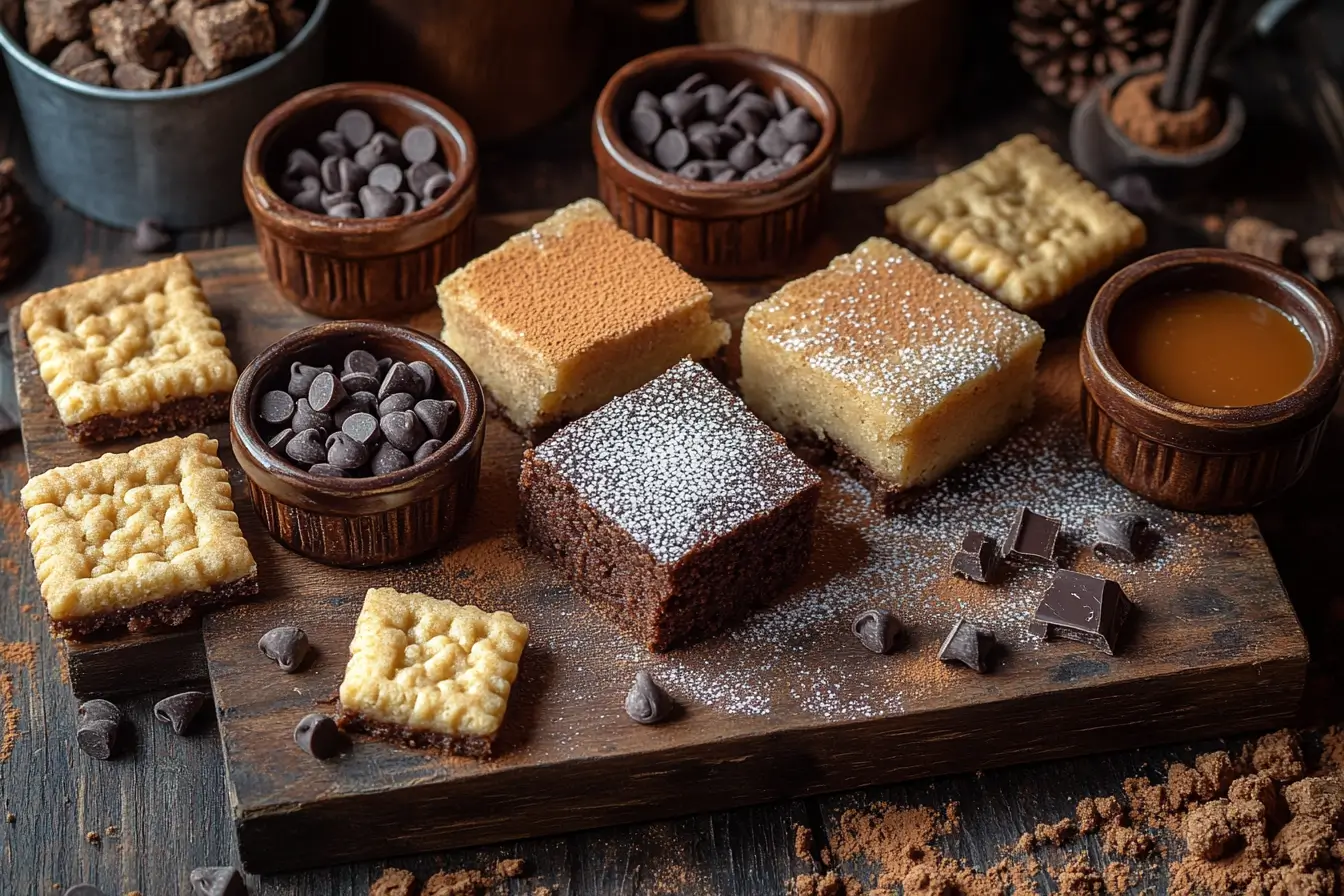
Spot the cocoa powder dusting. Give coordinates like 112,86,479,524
795,823,816,861
788,871,864,896
369,867,417,896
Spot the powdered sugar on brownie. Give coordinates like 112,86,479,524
533,360,820,564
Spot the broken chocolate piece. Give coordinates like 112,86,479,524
171,0,275,72
1304,231,1344,282
937,617,995,673
1028,569,1133,656
1226,216,1300,267
68,58,112,86
51,39,98,75
91,0,170,67
950,531,1001,583
851,608,903,654
1004,506,1060,566
1092,513,1149,563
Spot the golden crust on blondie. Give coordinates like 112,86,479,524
21,254,237,434
337,588,529,747
886,134,1145,314
20,433,256,635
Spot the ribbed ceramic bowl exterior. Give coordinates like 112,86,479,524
1080,249,1342,513
243,83,478,319
593,45,840,279
230,321,485,567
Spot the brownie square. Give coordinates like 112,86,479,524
519,360,821,652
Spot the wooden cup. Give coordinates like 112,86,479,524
1080,249,1343,512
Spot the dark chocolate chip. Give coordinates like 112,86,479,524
660,90,703,128
782,142,810,167
319,155,341,192
293,713,344,760
634,89,659,111
286,148,319,179
77,699,121,727
736,91,777,119
133,218,172,253
320,190,355,212
287,362,329,398
407,160,447,198
308,463,345,477
371,443,411,475
285,428,327,465
779,106,820,144
852,609,903,654
379,361,421,401
291,398,332,434
189,865,247,896
413,398,454,439
292,189,323,214
378,392,416,417
341,411,381,445
771,85,792,118
76,719,119,760
408,360,436,396
335,391,378,426
335,108,375,149
413,439,443,463
258,389,295,425
267,428,295,451
700,83,729,118
353,140,387,173
367,162,403,194
153,691,208,735
259,625,310,673
725,104,764,138
688,130,721,160
422,173,453,202
63,886,106,896
330,202,362,219
340,371,379,395
401,124,438,164
377,357,393,374
938,617,996,673
677,72,710,94
1093,513,1149,563
743,159,785,181
337,157,367,193
625,670,674,724
676,160,706,180
317,130,348,158
381,410,425,453
307,372,347,414
629,105,664,147
327,432,370,470
397,192,418,215
359,184,399,218
724,78,756,106
728,137,762,173
757,120,791,159
950,531,1001,584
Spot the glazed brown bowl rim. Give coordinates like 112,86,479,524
1084,248,1343,433
229,320,485,500
593,43,841,198
1098,62,1246,166
242,81,478,235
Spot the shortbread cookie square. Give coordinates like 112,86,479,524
886,134,1145,315
437,198,730,440
20,433,258,639
21,254,238,442
738,238,1044,512
336,588,529,758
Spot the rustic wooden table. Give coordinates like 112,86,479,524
2,5,1344,894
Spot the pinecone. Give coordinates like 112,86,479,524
0,158,34,285
1011,0,1177,107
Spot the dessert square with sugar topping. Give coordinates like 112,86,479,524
20,433,257,638
21,254,238,442
337,587,529,757
437,198,729,440
886,134,1145,315
738,238,1044,511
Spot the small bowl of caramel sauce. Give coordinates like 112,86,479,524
1080,248,1343,512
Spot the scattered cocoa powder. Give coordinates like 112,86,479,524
85,831,100,845
369,867,417,896
495,858,526,879
1251,730,1306,783
0,670,19,763
1052,855,1104,895
1102,861,1131,895
532,888,553,896
794,823,816,861
1014,818,1075,853
421,870,495,896
788,871,863,896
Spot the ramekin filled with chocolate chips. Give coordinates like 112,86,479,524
230,320,485,567
593,45,840,279
244,82,478,319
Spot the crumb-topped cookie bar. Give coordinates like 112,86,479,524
437,198,730,441
21,254,238,442
336,588,529,758
739,238,1044,512
886,134,1145,316
20,433,258,639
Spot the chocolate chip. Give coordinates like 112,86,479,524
1093,513,1149,563
292,398,333,435
267,428,295,451
676,160,706,180
367,162,403,194
852,609,903,654
736,92,776,118
381,410,425,453
629,105,664,147
189,865,247,896
336,108,375,148
408,360,436,396
337,157,367,193
712,167,738,183
330,202,362,219
78,699,121,726
725,104,765,137
397,192,418,215
401,124,438,164
359,184,399,218
327,432,370,470
63,886,106,896
341,411,381,446
744,159,785,181
286,362,329,398
320,190,355,212
307,371,347,414
77,719,119,760
728,137,762,173
757,120,791,159
378,392,416,416
371,443,411,475
259,625,310,673
285,428,327,465
292,189,323,214
951,531,1001,584
407,160,447,198
340,371,379,395
379,361,421,401
286,148,319,180
413,439,443,463
293,713,344,760
413,398,454,439
422,173,453,202
660,90,703,128
625,671,674,724
771,85,792,118
308,463,345,477
317,130,348,158
634,90,659,111
319,155,341,192
782,142,810,167
701,83,729,118
678,72,709,94
335,393,379,427
133,218,172,253
779,106,819,144
153,691,208,735
724,78,755,105
259,389,295,425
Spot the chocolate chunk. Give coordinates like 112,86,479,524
286,361,329,398
317,130,348,158
307,463,345,477
307,371,347,414
950,531,1001,583
132,217,171,252
327,432,370,470
712,167,739,183
189,865,247,896
293,713,344,760
381,410,425,453
291,398,331,434
378,392,416,417
1093,513,1149,563
292,188,323,214
341,411,381,446
413,439,443,463
77,719,119,760
379,361,421,401
52,41,99,76
267,428,295,451
91,0,169,67
1029,570,1133,656
938,617,996,673
63,886,106,896
779,106,820,144
401,124,438,164
371,443,411,475
339,371,379,396
78,699,121,727
367,162,403,194
153,691,208,735
407,160,447,198
757,120,791,159
1004,506,1060,566
335,108,375,149
625,670,674,724
359,184,398,218
284,427,327,465
258,389,295,425
851,608,903,654
629,105,664,148
258,625,309,673
413,398,454,439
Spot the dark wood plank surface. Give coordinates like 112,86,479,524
3,3,1344,894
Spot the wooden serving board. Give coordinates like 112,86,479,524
12,191,1308,874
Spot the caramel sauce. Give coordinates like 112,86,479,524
1110,289,1314,408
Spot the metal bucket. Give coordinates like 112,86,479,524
0,0,330,229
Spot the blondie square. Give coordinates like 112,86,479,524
519,360,821,652
336,588,530,758
437,198,730,440
886,134,1145,316
21,254,238,442
738,238,1044,512
20,433,258,639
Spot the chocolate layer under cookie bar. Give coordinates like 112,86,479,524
61,389,232,443
335,710,492,759
52,573,259,640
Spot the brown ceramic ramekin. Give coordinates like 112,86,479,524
243,82,478,319
1080,248,1343,513
230,321,485,567
593,44,841,279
